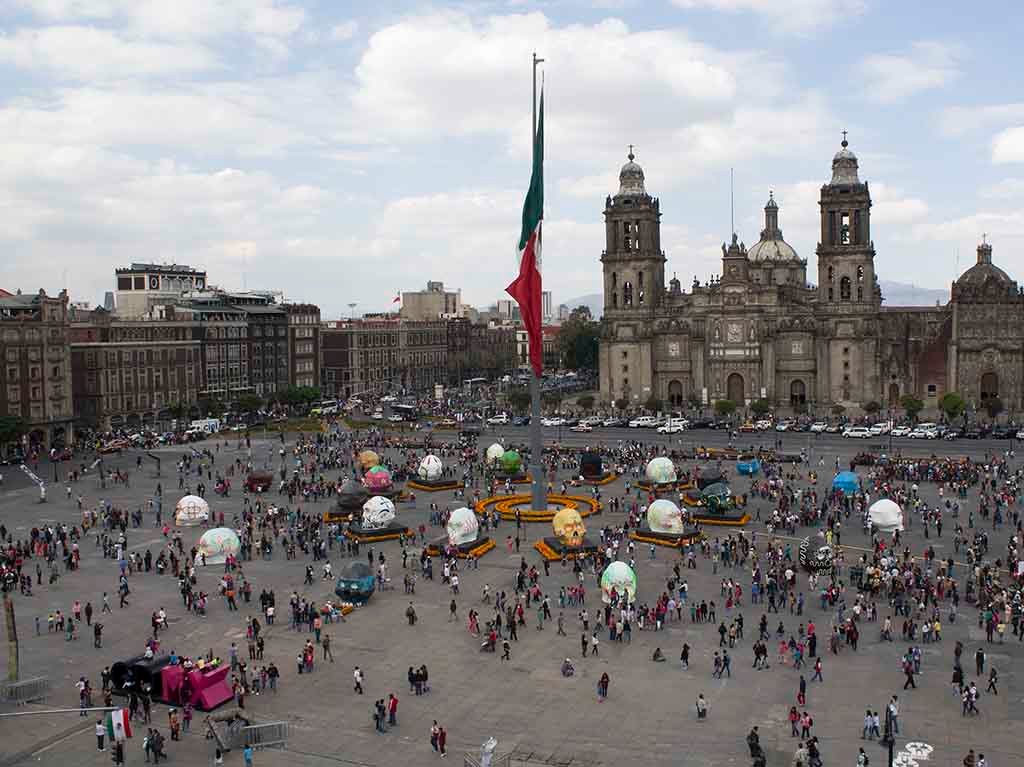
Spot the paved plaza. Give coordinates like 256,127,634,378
0,428,1021,767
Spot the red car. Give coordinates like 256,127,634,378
245,472,274,492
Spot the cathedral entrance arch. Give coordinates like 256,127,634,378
888,383,900,406
980,372,999,403
668,380,684,408
790,380,807,408
727,373,745,405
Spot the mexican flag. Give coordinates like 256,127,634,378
105,708,133,742
506,90,544,378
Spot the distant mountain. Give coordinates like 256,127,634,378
561,293,603,319
879,280,948,307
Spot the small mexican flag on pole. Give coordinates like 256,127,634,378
105,707,133,742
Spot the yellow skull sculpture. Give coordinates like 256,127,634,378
552,508,586,548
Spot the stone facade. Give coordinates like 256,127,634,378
600,142,1024,416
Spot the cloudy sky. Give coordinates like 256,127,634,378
2,1,1022,318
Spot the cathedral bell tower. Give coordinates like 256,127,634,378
600,149,665,317
816,135,879,310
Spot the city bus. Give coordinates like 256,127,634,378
390,403,420,422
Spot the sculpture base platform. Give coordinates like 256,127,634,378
407,479,462,492
691,510,750,527
335,585,374,604
424,536,496,559
629,525,702,548
490,472,532,485
534,535,601,562
578,471,619,486
635,480,695,493
345,522,413,543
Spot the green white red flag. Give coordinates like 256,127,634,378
105,707,133,742
506,90,544,377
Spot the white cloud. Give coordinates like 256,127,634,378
670,0,866,34
938,103,1024,137
0,26,218,80
980,178,1024,200
992,126,1024,164
859,41,963,104
330,21,359,41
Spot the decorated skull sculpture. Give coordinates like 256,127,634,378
418,454,444,482
363,465,393,492
799,536,834,575
485,443,505,465
446,507,479,546
552,508,587,547
647,499,685,534
361,496,396,530
600,561,637,604
499,450,522,474
645,457,677,485
357,450,380,471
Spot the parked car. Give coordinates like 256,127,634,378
657,418,688,434
602,417,625,427
580,416,603,427
512,416,530,427
825,424,843,434
991,426,1015,439
541,417,566,427
486,413,510,425
890,426,911,437
909,423,940,439
775,421,794,432
628,416,657,428
1016,429,1024,440
569,423,592,433
842,427,872,439
755,419,773,431
944,428,963,440
809,422,828,433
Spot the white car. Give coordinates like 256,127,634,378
387,414,404,423
775,421,793,432
890,426,911,437
842,427,872,438
541,417,565,427
755,420,773,431
580,416,603,427
380,395,397,403
909,422,939,439
869,423,891,435
1016,429,1024,440
487,413,510,425
657,419,688,434
809,422,828,433
628,416,657,428
569,423,592,433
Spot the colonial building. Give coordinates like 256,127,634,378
285,303,321,390
599,142,1024,415
70,309,202,431
0,290,74,450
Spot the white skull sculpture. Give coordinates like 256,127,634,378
418,454,444,481
446,507,479,546
361,496,396,530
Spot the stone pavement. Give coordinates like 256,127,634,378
0,431,1020,767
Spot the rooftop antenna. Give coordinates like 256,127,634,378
730,167,735,237
348,302,357,319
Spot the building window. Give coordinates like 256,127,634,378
828,288,833,301
926,384,937,396
857,286,863,301
828,266,834,284
840,276,851,301
623,281,633,306
840,213,850,244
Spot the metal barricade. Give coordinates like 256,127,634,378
240,721,288,750
0,676,51,705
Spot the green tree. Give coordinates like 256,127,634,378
984,396,1004,420
862,401,881,415
577,394,595,411
750,398,771,417
238,393,263,413
644,396,663,413
508,387,531,414
714,399,736,417
557,314,600,372
939,392,966,422
900,394,925,422
0,415,25,447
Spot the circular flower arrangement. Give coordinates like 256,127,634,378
475,493,601,522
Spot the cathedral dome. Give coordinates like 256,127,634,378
618,148,646,196
955,240,1016,292
747,192,800,261
830,136,860,186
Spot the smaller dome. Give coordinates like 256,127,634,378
748,238,799,262
618,148,646,196
830,136,860,185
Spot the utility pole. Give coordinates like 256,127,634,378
4,593,18,682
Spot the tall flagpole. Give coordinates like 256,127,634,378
529,51,545,513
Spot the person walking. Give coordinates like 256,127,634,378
243,745,254,767
986,667,998,694
95,719,106,751
438,725,447,758
353,666,364,694
430,721,440,754
501,638,511,661
597,672,609,702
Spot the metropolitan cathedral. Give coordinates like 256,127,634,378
598,139,1024,416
